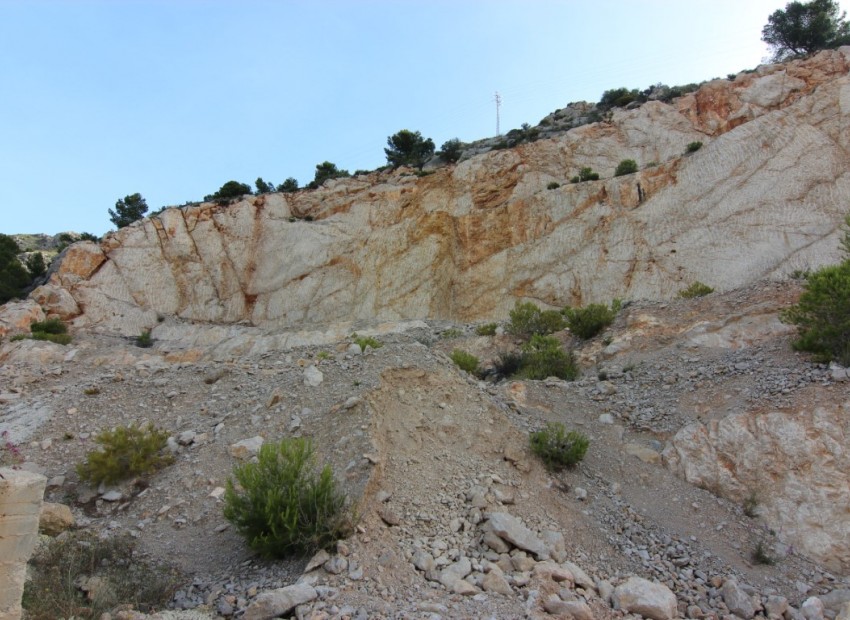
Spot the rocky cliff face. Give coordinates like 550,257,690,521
22,49,850,336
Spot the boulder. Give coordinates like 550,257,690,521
241,583,317,620
39,502,75,536
612,576,678,620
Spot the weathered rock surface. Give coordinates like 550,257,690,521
664,401,850,571
241,583,317,620
26,50,850,336
612,576,678,620
38,501,75,536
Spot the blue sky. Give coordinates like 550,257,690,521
0,0,836,236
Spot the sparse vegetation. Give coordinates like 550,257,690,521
743,491,760,518
450,349,480,375
223,438,352,558
438,138,463,163
614,159,638,177
441,328,462,339
752,540,775,565
563,300,621,339
1,429,23,467
476,322,498,336
493,351,524,378
316,351,332,360
529,422,589,470
22,531,180,620
352,333,383,352
385,129,435,170
136,329,153,348
781,259,850,364
686,141,703,153
547,181,561,190
28,318,72,345
109,193,149,229
0,233,30,303
205,180,252,203
678,281,715,298
571,167,599,183
508,301,566,338
279,177,299,193
517,334,579,380
76,423,173,486
83,387,101,396
310,161,350,188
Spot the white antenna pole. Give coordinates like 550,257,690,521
494,91,502,136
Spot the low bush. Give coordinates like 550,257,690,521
30,318,67,334
547,181,561,190
136,330,153,348
576,167,599,182
31,331,72,345
517,334,579,380
450,349,480,375
529,422,589,470
563,300,621,339
352,333,382,352
475,322,498,336
22,531,179,619
752,540,775,565
614,159,638,177
76,423,173,485
678,281,714,298
781,259,850,364
508,301,566,338
686,141,703,153
1,429,23,467
494,351,524,378
441,328,462,339
223,438,351,558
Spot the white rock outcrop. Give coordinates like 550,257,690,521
664,401,850,571
24,50,850,337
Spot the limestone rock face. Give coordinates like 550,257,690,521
663,401,850,572
26,49,850,336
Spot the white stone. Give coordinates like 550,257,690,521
303,365,323,387
487,512,549,560
612,576,678,620
229,436,265,460
242,583,317,620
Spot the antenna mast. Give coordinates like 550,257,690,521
494,91,502,136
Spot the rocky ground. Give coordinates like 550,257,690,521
2,278,850,620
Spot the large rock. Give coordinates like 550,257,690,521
0,300,45,338
664,401,850,571
612,576,678,620
241,583,317,620
486,512,550,560
27,50,850,337
39,501,75,536
721,578,758,619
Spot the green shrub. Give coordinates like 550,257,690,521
385,129,435,170
438,138,463,163
752,540,775,565
475,322,498,336
686,141,703,153
781,260,850,364
441,328,462,339
136,330,153,348
614,159,638,176
22,531,179,620
223,438,351,558
570,176,580,184
529,422,589,470
76,423,173,486
108,193,149,229
508,301,566,338
678,281,714,298
563,300,621,339
494,351,524,377
518,335,579,380
575,167,599,182
0,234,30,303
450,349,480,375
31,332,72,345
547,181,561,190
352,333,382,352
26,252,47,278
30,318,67,334
279,177,299,192
204,180,252,202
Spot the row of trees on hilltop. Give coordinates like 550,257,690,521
101,1,847,231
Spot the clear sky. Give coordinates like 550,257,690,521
0,0,840,236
